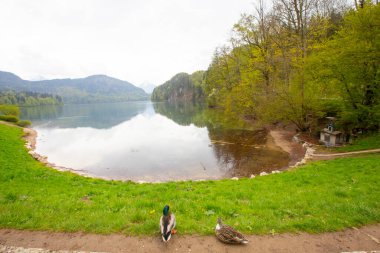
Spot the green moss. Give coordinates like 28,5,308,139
0,124,379,235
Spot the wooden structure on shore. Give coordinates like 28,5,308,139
319,117,345,147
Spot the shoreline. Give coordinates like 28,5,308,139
22,125,307,183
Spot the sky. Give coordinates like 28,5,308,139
0,0,255,87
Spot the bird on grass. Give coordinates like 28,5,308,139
215,217,248,244
160,205,176,242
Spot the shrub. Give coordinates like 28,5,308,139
16,120,31,127
0,104,20,116
0,115,19,123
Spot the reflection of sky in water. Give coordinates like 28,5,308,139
35,113,223,181
27,101,290,181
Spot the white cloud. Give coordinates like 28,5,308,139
0,0,254,86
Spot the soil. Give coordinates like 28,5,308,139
1,225,379,253
310,149,380,160
268,128,306,167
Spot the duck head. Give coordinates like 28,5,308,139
216,217,223,230
163,205,170,216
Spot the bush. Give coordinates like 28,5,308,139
0,104,20,116
16,120,31,127
0,115,19,123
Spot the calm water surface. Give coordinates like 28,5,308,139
21,101,289,182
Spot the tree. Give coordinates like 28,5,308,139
311,4,380,131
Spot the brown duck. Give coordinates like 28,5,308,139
215,217,248,244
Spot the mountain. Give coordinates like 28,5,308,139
139,82,156,94
151,71,205,103
0,71,149,103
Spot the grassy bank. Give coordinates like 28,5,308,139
335,132,380,152
0,124,379,235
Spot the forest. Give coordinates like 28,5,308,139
202,0,379,134
0,90,63,106
151,71,205,102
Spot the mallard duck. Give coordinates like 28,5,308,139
215,217,248,244
160,205,176,242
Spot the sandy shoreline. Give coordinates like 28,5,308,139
268,128,306,167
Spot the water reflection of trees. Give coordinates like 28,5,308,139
21,102,148,129
209,129,288,177
153,101,250,129
153,101,289,176
152,101,206,127
20,105,63,121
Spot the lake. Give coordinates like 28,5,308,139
21,101,289,182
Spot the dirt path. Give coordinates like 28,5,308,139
311,149,380,159
268,129,305,166
1,225,380,253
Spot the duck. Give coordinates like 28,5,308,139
160,205,176,242
215,217,248,244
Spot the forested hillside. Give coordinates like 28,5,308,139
0,91,62,106
151,71,205,102
202,1,379,133
0,71,148,103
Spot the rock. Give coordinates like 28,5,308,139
260,172,268,176
250,174,255,179
271,170,281,174
231,177,239,180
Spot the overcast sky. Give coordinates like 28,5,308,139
0,0,254,86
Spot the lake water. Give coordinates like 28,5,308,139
21,101,289,182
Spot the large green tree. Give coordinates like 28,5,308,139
313,4,380,131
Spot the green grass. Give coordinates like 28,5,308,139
0,124,379,235
336,132,380,152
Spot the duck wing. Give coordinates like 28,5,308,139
216,224,248,244
168,213,176,231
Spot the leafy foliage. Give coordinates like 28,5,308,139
0,91,62,106
151,71,205,102
0,115,18,123
16,120,31,127
0,104,20,116
203,2,379,133
0,104,30,126
312,4,380,131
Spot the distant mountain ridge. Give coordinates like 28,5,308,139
139,82,156,94
151,71,205,103
0,71,149,103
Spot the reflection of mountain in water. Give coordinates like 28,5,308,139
153,101,290,176
152,101,206,127
21,102,150,129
